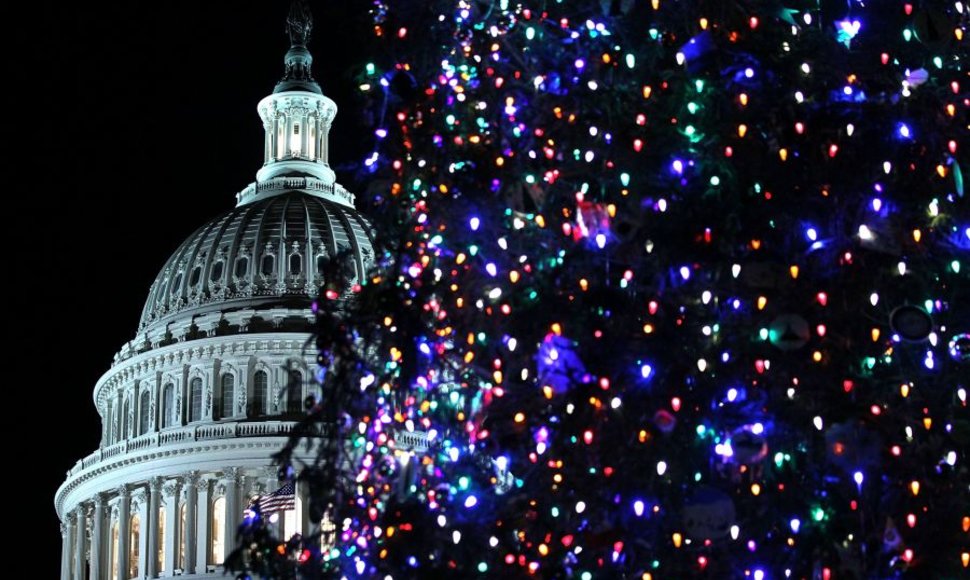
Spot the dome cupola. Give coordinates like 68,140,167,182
120,0,373,362
250,0,339,192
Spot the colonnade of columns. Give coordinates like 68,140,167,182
60,469,308,579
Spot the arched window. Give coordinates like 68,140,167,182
211,497,226,564
286,370,303,414
308,117,317,159
110,521,120,580
105,400,114,444
291,123,302,156
139,390,151,435
276,116,285,159
178,503,186,571
162,383,175,428
220,374,235,419
316,255,327,279
129,514,140,578
261,254,275,277
252,370,268,416
289,253,303,275
158,506,166,574
190,378,203,423
122,398,130,439
234,256,249,278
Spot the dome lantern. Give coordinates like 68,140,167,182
242,0,343,205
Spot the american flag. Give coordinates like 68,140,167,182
258,481,296,515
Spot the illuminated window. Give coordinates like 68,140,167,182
308,119,317,159
158,506,166,573
138,390,151,435
162,383,175,428
110,522,119,580
122,398,130,439
252,371,268,416
211,497,226,564
106,400,114,444
177,503,186,570
320,510,336,551
276,116,285,159
291,123,301,156
129,514,140,578
221,374,235,419
190,378,203,422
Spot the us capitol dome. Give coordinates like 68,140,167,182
55,3,372,577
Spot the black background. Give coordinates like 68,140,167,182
24,2,370,574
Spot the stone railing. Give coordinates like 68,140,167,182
235,176,356,207
69,422,430,479
69,421,305,477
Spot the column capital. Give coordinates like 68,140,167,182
149,476,165,493
92,492,107,507
162,479,182,497
116,483,133,498
223,466,244,484
130,486,148,507
65,511,77,525
184,470,202,487
60,522,68,536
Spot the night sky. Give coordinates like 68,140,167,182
29,2,370,573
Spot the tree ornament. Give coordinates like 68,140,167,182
769,314,810,351
682,487,736,541
825,422,882,473
729,425,768,465
536,334,585,394
889,305,933,342
948,333,970,363
653,409,677,434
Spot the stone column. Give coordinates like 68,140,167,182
262,469,283,538
224,468,242,546
61,518,73,580
132,487,149,579
161,479,181,576
73,504,86,580
195,478,213,572
116,486,131,580
147,478,162,578
183,472,200,574
298,479,311,538
91,494,105,580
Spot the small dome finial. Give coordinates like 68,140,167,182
275,0,321,94
286,0,313,48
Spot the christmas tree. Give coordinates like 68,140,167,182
231,1,968,578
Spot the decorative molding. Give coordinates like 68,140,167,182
96,334,315,412
56,431,311,518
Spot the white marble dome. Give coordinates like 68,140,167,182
54,4,375,579
138,188,374,335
